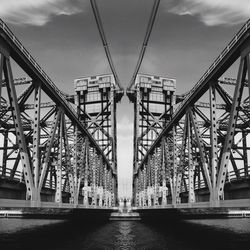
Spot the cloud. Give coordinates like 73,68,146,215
166,0,250,26
0,0,85,26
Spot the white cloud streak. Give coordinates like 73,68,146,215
0,0,85,26
167,0,250,26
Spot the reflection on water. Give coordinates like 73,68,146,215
0,218,65,234
115,221,136,249
0,218,250,249
187,218,250,234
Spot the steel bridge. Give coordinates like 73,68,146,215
0,0,124,213
129,15,250,211
1,0,250,218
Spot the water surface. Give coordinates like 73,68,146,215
0,218,250,249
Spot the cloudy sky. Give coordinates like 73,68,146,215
1,0,249,197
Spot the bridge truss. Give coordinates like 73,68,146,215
0,19,117,207
127,74,176,205
132,19,250,208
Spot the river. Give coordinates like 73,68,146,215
0,218,250,249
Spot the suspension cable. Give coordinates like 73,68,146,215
127,0,160,91
90,0,123,91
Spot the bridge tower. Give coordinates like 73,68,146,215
74,74,123,205
127,74,176,206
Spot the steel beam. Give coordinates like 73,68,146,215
217,55,247,198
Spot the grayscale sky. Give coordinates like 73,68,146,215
1,0,249,197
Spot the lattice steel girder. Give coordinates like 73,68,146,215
136,19,250,206
139,19,250,170
0,19,112,173
0,19,115,206
217,52,248,198
3,54,35,199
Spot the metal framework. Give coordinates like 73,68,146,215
0,19,117,207
128,74,176,206
74,74,122,202
133,19,250,207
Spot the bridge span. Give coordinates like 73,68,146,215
1,0,250,220
0,12,122,212
129,15,250,210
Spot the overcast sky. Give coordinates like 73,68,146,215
1,0,249,197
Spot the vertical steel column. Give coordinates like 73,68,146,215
108,170,112,207
143,167,147,206
91,148,96,206
162,139,167,205
55,113,63,203
98,157,104,207
1,130,8,177
172,127,178,205
175,115,188,204
83,139,89,206
104,168,108,207
217,55,247,199
209,83,218,194
110,84,116,171
154,148,159,206
138,170,142,207
134,85,140,173
246,54,250,101
73,127,78,204
242,131,249,177
63,116,75,204
32,84,41,200
146,159,151,206
187,113,195,203
3,56,35,200
0,54,3,107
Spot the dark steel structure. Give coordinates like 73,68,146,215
1,0,250,214
132,19,250,208
127,74,176,206
74,74,123,205
0,19,118,208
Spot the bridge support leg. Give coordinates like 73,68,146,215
83,180,89,206
187,114,195,204
162,181,168,206
217,54,247,199
32,84,42,204
172,127,178,206
55,112,63,204
142,169,147,207
3,55,36,201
